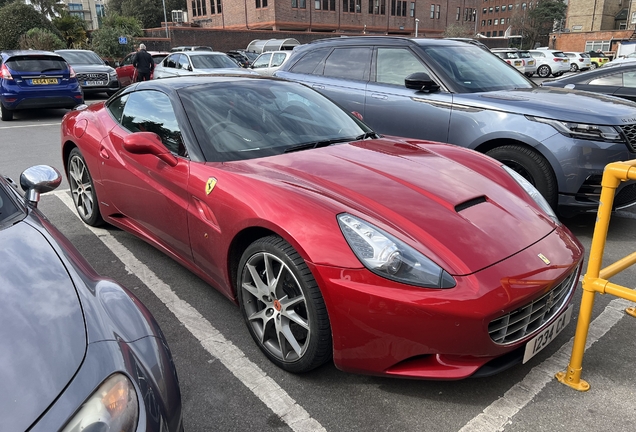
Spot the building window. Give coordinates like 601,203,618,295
256,0,267,7
501,5,506,11
68,3,83,10
495,5,499,12
499,30,504,36
481,19,485,26
410,1,414,16
344,0,359,12
430,4,434,18
487,19,492,25
585,40,611,51
369,0,386,14
489,7,493,13
391,0,406,16
522,2,526,9
457,7,461,20
436,4,440,18
315,0,320,8
486,31,491,37
299,0,306,8
494,18,498,25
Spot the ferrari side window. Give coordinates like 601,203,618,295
107,93,129,123
120,90,185,156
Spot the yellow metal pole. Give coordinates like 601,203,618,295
555,164,621,391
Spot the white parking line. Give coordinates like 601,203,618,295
459,297,632,432
0,122,61,129
54,190,326,432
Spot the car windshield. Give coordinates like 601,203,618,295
422,45,534,93
553,52,567,58
191,54,239,69
58,51,102,65
5,56,67,73
152,55,167,64
244,51,259,61
179,79,373,162
0,181,24,227
518,51,532,59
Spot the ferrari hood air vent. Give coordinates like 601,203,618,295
455,196,487,213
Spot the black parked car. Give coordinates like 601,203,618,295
542,63,636,102
55,49,120,97
226,50,259,68
0,166,183,431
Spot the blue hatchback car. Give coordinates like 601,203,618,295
0,50,84,121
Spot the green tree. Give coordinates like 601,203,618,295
443,23,476,38
511,0,567,49
0,2,61,50
91,26,137,62
28,0,66,19
101,13,143,37
53,12,88,48
18,27,65,50
108,0,186,29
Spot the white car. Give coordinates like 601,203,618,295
153,51,258,79
528,49,570,78
250,51,292,76
564,52,591,72
604,52,636,68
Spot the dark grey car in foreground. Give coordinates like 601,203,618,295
0,166,182,431
276,36,636,216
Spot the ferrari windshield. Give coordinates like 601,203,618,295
422,44,535,93
179,80,373,162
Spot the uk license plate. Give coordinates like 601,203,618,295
84,80,105,86
32,78,58,85
522,304,573,363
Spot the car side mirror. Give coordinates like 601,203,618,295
19,165,62,206
123,132,178,167
187,65,193,71
115,61,121,67
103,59,110,66
405,72,440,93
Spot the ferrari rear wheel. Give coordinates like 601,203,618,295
238,236,332,373
68,148,104,226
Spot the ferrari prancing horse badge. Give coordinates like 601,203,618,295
206,177,217,195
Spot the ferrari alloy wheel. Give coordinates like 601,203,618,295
486,144,558,211
238,236,332,373
68,148,104,226
537,65,551,78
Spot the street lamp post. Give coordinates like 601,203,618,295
161,0,169,38
415,18,419,37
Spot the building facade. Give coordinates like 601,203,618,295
477,0,534,38
186,0,480,38
63,0,106,31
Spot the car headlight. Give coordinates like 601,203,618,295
527,116,623,143
502,164,559,224
337,214,456,288
62,374,138,432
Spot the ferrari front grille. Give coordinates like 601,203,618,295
488,263,580,345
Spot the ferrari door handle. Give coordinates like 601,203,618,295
99,145,110,159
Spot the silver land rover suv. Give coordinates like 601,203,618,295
276,36,636,217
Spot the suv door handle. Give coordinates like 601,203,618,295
312,84,325,90
371,93,388,100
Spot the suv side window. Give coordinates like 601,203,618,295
164,54,178,68
120,91,185,156
178,54,190,70
375,48,429,86
271,53,287,68
252,53,272,68
323,47,371,81
122,54,134,66
288,48,331,74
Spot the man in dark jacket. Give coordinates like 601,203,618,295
133,44,154,82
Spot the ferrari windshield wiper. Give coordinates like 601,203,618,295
283,138,352,153
355,132,379,140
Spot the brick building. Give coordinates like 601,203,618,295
185,0,480,38
477,0,532,38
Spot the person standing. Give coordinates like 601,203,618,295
133,44,154,82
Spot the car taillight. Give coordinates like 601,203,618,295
69,66,76,79
553,58,560,62
506,60,511,64
521,59,526,66
1,64,13,80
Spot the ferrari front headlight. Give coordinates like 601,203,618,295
62,374,138,432
502,164,559,224
338,213,456,288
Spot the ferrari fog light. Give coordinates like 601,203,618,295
502,164,559,224
62,374,139,432
338,214,455,288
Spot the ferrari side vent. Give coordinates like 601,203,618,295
455,196,487,213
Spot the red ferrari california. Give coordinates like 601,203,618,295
61,76,583,379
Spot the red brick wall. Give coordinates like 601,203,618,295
551,30,633,56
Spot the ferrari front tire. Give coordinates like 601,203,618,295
67,147,104,226
238,235,332,373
